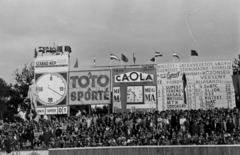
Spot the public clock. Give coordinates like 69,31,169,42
127,86,143,103
36,73,67,105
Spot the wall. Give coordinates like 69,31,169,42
49,145,240,155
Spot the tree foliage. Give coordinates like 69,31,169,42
0,78,11,119
233,54,240,74
0,63,34,122
12,63,34,109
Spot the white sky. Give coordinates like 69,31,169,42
0,0,239,83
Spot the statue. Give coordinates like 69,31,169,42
24,79,39,121
27,79,39,111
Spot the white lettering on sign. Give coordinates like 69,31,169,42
115,71,153,82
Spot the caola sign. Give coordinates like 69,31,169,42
115,71,154,83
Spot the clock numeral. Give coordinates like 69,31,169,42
48,97,53,103
60,87,64,91
38,87,43,92
50,75,53,81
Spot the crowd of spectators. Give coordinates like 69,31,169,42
1,107,240,151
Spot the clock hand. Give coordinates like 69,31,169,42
48,87,63,96
129,90,136,96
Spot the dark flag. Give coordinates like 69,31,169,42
150,57,155,62
65,46,72,53
121,54,128,62
93,55,96,66
34,48,38,58
182,72,187,104
74,58,78,68
39,47,44,53
191,50,198,56
57,46,63,55
133,53,136,65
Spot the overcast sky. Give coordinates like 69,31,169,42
0,0,239,83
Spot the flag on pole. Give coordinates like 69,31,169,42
191,50,198,56
155,52,163,57
39,47,44,53
110,54,120,61
173,52,179,59
182,72,187,104
74,58,78,68
93,55,96,66
57,46,63,55
121,54,128,62
133,53,136,65
150,57,155,62
64,46,72,53
34,48,38,58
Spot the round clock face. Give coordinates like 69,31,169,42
36,73,67,106
127,86,143,103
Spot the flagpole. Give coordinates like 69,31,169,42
110,59,111,69
93,55,95,70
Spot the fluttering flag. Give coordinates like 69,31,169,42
173,52,180,59
65,46,72,53
93,55,96,66
34,48,38,58
150,57,155,62
39,47,44,53
57,46,63,55
121,54,128,62
155,52,163,57
74,58,78,68
191,50,198,56
45,47,50,53
133,53,136,65
182,72,187,104
110,54,120,61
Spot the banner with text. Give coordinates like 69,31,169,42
34,55,69,73
157,61,235,111
69,70,111,105
112,66,157,112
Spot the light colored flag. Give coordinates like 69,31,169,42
173,52,179,59
110,54,120,61
155,52,163,57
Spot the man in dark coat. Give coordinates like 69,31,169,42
4,134,12,154
43,127,53,147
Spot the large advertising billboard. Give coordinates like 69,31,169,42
69,70,111,105
157,61,235,111
112,65,157,112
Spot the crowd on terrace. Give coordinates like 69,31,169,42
1,108,240,151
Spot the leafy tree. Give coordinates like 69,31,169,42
1,63,34,122
233,54,240,74
12,63,34,109
0,78,11,119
